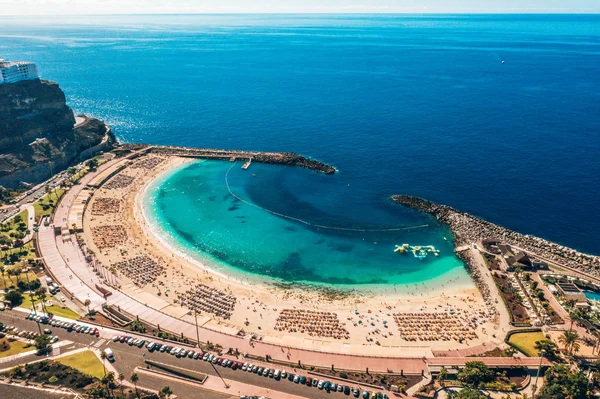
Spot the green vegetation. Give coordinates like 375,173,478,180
4,290,24,307
0,186,21,206
20,294,79,319
0,242,37,268
0,210,28,241
58,350,105,379
34,334,52,355
457,361,494,388
47,304,80,319
507,331,546,357
559,330,582,356
33,188,65,220
0,338,32,358
539,364,589,399
4,360,96,391
534,339,559,359
453,388,487,399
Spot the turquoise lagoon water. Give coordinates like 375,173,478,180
143,159,473,290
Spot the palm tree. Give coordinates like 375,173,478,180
84,298,91,315
0,265,6,290
559,330,581,356
106,371,115,397
159,386,173,399
36,287,48,313
12,267,22,284
118,372,125,396
131,372,139,398
100,350,107,376
570,309,584,331
438,366,448,387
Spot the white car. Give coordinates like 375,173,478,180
242,362,248,371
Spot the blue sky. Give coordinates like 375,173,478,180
0,0,598,15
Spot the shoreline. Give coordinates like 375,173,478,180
139,158,475,297
82,153,498,353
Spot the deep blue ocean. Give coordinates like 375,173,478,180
1,14,599,270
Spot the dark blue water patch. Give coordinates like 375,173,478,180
227,205,240,211
5,15,599,254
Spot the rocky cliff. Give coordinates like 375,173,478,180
0,79,115,187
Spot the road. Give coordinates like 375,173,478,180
1,309,382,399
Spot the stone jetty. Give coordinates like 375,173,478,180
120,144,336,174
391,195,600,277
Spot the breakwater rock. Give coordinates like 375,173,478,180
391,195,600,277
147,145,336,174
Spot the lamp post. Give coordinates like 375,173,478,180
194,310,201,349
532,349,545,399
210,362,229,389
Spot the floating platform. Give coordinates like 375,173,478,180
395,244,440,260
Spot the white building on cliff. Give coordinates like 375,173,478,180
0,59,39,84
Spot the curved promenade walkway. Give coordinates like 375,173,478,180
36,153,548,375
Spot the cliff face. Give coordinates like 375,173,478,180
0,79,115,187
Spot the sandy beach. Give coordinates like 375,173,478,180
82,154,501,353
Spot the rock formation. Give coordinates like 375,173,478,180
0,79,115,187
392,195,600,277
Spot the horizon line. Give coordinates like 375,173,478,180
1,12,600,16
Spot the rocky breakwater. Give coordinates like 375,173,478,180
149,145,336,174
0,79,115,187
392,195,600,278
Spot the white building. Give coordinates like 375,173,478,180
0,59,39,84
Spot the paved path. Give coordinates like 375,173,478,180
470,248,513,338
24,204,35,243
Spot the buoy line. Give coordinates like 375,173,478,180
225,162,429,233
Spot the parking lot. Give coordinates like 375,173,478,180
1,309,393,399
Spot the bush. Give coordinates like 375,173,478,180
48,376,58,383
5,290,23,307
340,372,348,379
